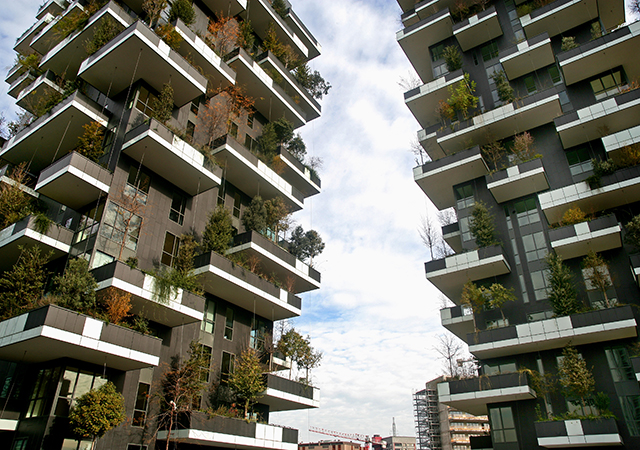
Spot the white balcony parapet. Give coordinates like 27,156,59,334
486,158,549,204
453,5,502,52
549,215,621,260
499,33,554,80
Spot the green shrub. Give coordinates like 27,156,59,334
77,121,105,162
155,23,183,50
85,16,123,55
561,36,579,52
151,82,174,123
271,0,288,19
469,201,498,248
447,73,478,119
202,206,234,254
561,206,587,226
443,45,462,72
491,70,514,103
52,258,98,315
590,22,602,40
625,214,640,250
168,0,195,26
545,252,583,316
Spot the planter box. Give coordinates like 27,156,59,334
534,418,622,447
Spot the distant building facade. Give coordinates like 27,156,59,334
381,435,416,450
300,441,363,450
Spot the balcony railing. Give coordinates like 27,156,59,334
425,245,511,301
441,305,474,340
275,145,321,197
92,260,205,327
535,418,623,448
468,305,637,359
261,373,320,411
486,158,549,204
452,5,502,51
519,0,602,40
0,304,161,371
414,145,489,210
193,251,302,321
438,372,536,415
157,411,298,450
549,214,621,260
499,32,554,80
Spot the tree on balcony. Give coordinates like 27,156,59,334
208,14,241,57
0,162,34,229
443,46,462,72
469,201,498,248
582,250,613,309
288,225,325,266
481,138,507,172
545,252,583,316
557,345,595,416
142,0,167,27
293,64,332,100
263,22,299,69
85,16,124,56
490,70,514,104
203,205,234,254
151,82,175,124
228,348,265,419
625,213,640,250
447,73,478,119
271,0,288,19
52,258,98,315
512,132,537,164
77,121,105,163
197,86,254,149
168,0,195,26
69,381,126,450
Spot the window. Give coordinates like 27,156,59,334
620,395,640,435
61,440,92,450
522,231,547,262
245,135,259,153
548,65,562,85
197,344,212,382
135,86,158,116
484,361,517,375
250,317,269,351
233,193,241,218
605,347,634,382
202,299,216,334
74,203,104,244
524,75,537,94
12,440,28,450
224,307,234,340
566,147,593,176
127,446,148,450
26,367,61,418
126,165,151,204
229,122,238,138
431,43,446,62
590,70,625,100
247,113,254,128
169,192,186,225
527,309,553,322
133,382,150,427
101,201,142,252
161,232,180,267
530,270,549,300
55,368,107,417
454,184,474,210
221,351,235,382
186,120,195,139
513,197,540,227
582,264,617,309
486,318,509,329
481,40,499,62
190,98,200,116
489,406,517,443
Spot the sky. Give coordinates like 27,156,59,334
0,0,462,442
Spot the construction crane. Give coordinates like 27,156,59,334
309,427,386,450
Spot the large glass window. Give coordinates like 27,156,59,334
202,299,216,334
513,198,540,227
126,166,151,205
522,231,547,262
221,351,235,383
54,367,107,417
524,75,537,94
590,70,625,100
484,361,517,375
582,265,617,309
530,270,550,301
133,382,150,427
431,43,446,62
481,40,499,62
250,317,269,351
605,347,635,382
224,307,234,340
489,406,517,443
161,232,180,267
620,396,640,435
101,201,142,252
26,367,61,418
566,147,593,176
169,192,186,226
134,86,158,116
455,184,474,210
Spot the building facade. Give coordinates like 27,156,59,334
300,441,363,450
381,435,416,450
1,0,324,449
397,0,640,449
414,377,488,450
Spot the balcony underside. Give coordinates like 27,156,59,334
227,48,306,128
486,163,549,204
441,307,474,341
0,92,109,173
454,10,502,52
274,148,320,198
405,71,465,129
602,125,640,163
500,37,554,80
284,8,321,61
16,73,63,115
439,384,536,416
7,72,35,99
261,375,319,411
210,139,303,211
438,94,562,154
30,1,85,55
520,0,598,40
560,22,640,86
551,223,622,260
35,152,112,210
78,21,207,107
14,13,54,56
121,121,221,196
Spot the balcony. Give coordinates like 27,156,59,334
36,0,68,20
0,305,161,371
397,8,454,82
0,91,109,172
602,124,640,164
437,88,563,154
30,1,87,56
632,356,640,381
35,151,112,210
5,63,27,86
441,305,474,340
442,222,463,254
121,119,222,196
468,305,637,359
172,18,236,89
535,418,623,448
538,165,640,224
0,214,75,271
78,20,207,107
453,6,502,52
425,245,511,301
157,412,298,450
519,0,600,40
13,12,55,55
16,70,64,115
405,69,465,129
92,260,205,327
500,33,554,80
437,372,536,416
7,71,36,99
256,51,321,123
413,146,489,210
226,48,308,128
193,251,302,321
200,0,246,18
227,231,320,294
261,373,320,411
244,0,308,59
486,158,549,204
210,135,304,211
558,21,640,86
274,146,321,197
283,8,322,61
549,214,621,260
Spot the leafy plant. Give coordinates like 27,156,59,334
545,252,583,316
101,287,132,324
590,22,602,40
33,212,53,234
557,345,595,416
77,121,105,162
482,139,507,171
16,52,42,76
242,195,268,234
586,158,617,188
491,70,514,104
561,206,587,226
288,225,325,266
85,16,123,55
561,36,579,52
582,250,613,308
52,258,98,315
263,22,299,69
443,45,462,72
512,131,536,164
69,381,126,450
460,280,485,330
238,20,255,53
469,201,498,248
271,0,288,19
155,23,183,51
202,205,235,254
293,64,331,100
486,283,516,323
625,214,640,250
228,348,265,419
618,143,640,167
447,73,478,119
151,82,175,123
208,14,240,57
168,0,195,26
142,0,168,26
0,162,35,229
436,99,455,123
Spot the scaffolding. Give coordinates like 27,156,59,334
413,387,441,450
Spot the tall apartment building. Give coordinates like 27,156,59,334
414,377,488,450
0,0,323,449
397,0,640,449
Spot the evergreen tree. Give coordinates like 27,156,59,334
545,252,583,316
76,121,104,162
0,245,51,319
557,345,595,416
228,348,265,418
151,82,174,124
53,258,98,315
202,206,234,254
271,0,288,18
168,0,195,25
288,225,324,265
582,250,613,308
469,201,497,248
264,197,290,241
241,196,267,234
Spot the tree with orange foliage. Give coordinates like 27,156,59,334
196,86,254,149
101,287,132,324
207,13,240,57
